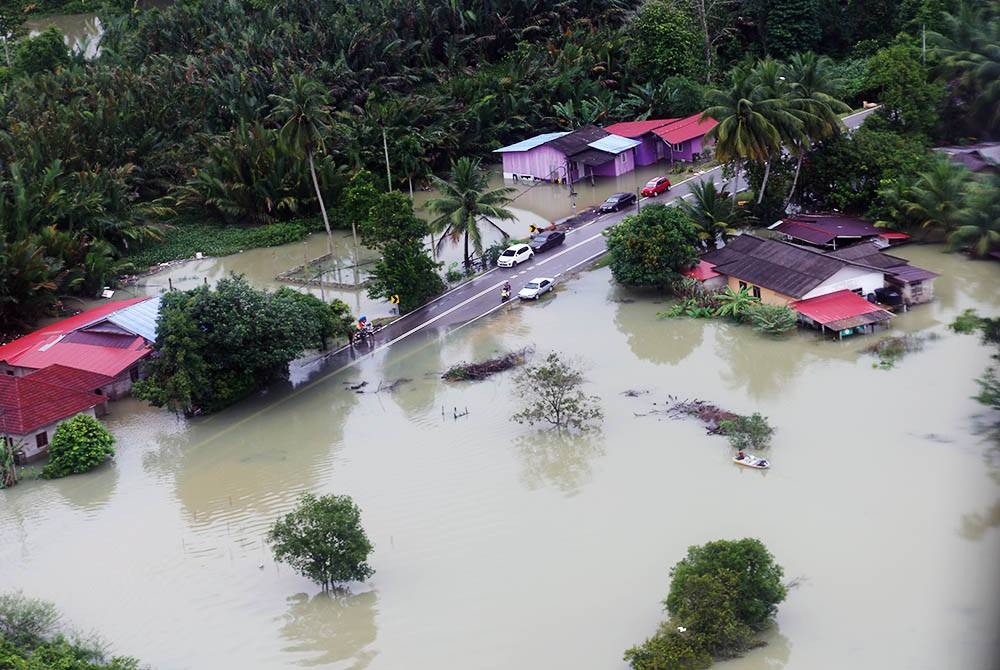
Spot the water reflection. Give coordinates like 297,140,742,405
169,378,360,528
278,590,378,668
614,300,704,366
52,460,119,512
715,324,807,401
515,429,605,496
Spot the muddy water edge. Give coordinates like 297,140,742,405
1,243,998,670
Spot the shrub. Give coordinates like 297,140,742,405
0,592,60,647
268,493,374,591
717,413,774,450
41,415,115,479
746,303,798,334
511,352,603,431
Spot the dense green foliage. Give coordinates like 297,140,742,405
511,352,603,431
605,205,701,289
268,493,374,590
0,591,140,669
626,539,786,667
40,414,115,479
134,274,353,414
2,0,997,332
626,539,786,670
362,192,446,314
746,303,799,334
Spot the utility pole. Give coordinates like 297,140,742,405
922,24,926,65
382,128,392,190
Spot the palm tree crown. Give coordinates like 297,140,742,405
425,157,516,267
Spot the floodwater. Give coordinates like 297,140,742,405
130,162,708,318
24,14,103,59
1,245,998,670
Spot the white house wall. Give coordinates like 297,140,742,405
801,267,885,300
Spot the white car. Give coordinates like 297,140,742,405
497,243,533,268
518,277,554,300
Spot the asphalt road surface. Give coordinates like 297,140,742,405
314,107,879,376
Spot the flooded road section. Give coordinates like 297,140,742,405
2,247,998,670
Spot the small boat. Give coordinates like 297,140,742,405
733,453,770,469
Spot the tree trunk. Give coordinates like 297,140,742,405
463,229,470,269
308,149,330,302
731,159,741,213
785,148,805,210
382,128,392,190
757,157,772,205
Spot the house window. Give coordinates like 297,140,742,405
910,280,922,288
35,432,48,449
130,366,140,383
738,281,748,291
752,286,761,299
621,153,627,163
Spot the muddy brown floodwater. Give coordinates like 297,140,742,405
1,242,998,670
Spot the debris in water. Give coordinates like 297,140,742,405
378,378,412,393
442,348,530,382
621,388,650,397
346,381,367,391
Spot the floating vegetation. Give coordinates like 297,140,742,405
635,396,775,450
442,348,530,382
866,333,937,369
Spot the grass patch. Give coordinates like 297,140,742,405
119,217,323,271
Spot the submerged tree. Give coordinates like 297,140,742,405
425,157,516,268
512,353,603,431
269,493,375,591
605,205,701,289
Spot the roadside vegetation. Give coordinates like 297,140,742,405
0,591,142,669
268,493,374,592
134,274,354,415
625,538,786,670
2,0,996,335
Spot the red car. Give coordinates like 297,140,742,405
641,176,672,197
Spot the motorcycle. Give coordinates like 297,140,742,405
500,286,511,302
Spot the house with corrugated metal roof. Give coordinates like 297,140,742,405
0,296,161,399
0,370,105,464
826,241,939,307
493,125,640,183
606,113,719,166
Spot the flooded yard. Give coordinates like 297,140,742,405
1,246,998,670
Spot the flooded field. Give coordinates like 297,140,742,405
1,245,997,670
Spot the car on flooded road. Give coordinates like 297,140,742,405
497,243,533,268
518,277,554,300
640,176,671,197
598,192,637,213
529,230,566,253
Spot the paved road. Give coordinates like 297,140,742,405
310,107,879,377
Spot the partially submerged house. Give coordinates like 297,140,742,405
826,241,939,307
493,125,640,183
0,296,160,399
681,260,727,290
703,235,887,305
494,113,718,182
703,234,894,336
936,143,1000,175
0,370,105,464
769,213,907,250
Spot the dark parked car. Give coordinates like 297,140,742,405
598,192,637,212
529,230,566,253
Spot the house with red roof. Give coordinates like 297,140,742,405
605,113,719,166
0,297,160,399
0,370,105,464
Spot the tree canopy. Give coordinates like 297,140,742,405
134,274,353,415
268,493,375,591
605,205,701,289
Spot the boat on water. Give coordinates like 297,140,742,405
733,453,770,469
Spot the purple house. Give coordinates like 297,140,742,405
652,114,718,162
604,119,678,166
493,125,640,183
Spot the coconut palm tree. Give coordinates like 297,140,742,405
899,158,972,238
748,58,807,205
949,175,1000,258
678,179,741,243
783,52,851,207
268,76,337,250
702,66,783,205
425,157,516,268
